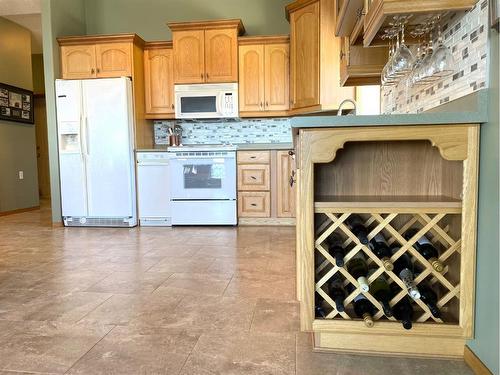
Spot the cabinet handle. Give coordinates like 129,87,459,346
201,73,204,79
260,102,263,110
251,176,257,180
91,68,95,74
290,171,296,187
96,68,100,73
206,73,209,79
250,156,256,159
265,101,269,108
250,203,257,207
171,104,174,110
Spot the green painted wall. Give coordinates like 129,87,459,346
84,0,291,40
41,0,86,222
32,54,45,95
0,17,39,213
467,28,500,375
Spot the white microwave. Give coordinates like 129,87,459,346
174,83,239,119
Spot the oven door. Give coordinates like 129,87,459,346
175,92,222,119
170,154,236,200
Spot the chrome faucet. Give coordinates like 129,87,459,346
337,99,357,116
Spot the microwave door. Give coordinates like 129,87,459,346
177,93,219,119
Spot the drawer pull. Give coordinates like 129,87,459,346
250,203,257,207
251,176,257,180
250,156,256,159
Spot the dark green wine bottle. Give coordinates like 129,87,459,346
347,252,369,292
393,296,414,330
327,275,346,312
419,284,442,319
346,215,369,245
404,228,444,273
326,234,345,267
367,268,393,317
369,233,394,271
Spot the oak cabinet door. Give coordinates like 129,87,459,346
290,1,320,109
173,30,205,84
60,45,96,79
144,48,174,115
276,150,296,218
95,43,132,78
205,28,238,82
264,44,290,111
239,44,265,112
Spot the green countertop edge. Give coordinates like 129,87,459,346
290,89,489,128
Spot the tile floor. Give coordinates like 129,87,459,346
0,206,473,374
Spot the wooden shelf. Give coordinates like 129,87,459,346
314,195,462,213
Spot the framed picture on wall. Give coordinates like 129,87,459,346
0,83,34,124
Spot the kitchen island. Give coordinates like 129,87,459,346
292,91,486,358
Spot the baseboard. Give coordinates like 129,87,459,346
52,221,64,228
464,346,493,375
0,206,40,217
238,217,296,226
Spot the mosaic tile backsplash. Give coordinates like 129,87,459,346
154,118,292,145
382,0,489,114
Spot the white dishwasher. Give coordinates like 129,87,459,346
136,152,171,226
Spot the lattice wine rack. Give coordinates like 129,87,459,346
314,209,462,325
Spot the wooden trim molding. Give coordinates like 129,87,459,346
238,217,296,226
0,206,40,217
167,19,245,35
238,35,290,45
144,41,173,49
464,346,493,375
57,33,146,48
285,0,320,20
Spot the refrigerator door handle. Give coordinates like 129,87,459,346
85,116,90,156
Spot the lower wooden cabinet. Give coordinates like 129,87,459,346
238,192,271,217
237,149,295,224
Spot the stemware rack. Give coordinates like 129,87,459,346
295,124,480,358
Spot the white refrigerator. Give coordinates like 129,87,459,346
55,77,137,227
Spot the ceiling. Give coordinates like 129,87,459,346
0,0,42,54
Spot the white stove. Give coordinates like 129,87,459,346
168,144,237,226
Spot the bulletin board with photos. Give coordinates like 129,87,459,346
0,83,34,124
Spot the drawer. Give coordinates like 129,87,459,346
238,164,270,191
238,192,271,218
237,150,271,164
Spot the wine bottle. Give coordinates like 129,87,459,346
367,268,393,317
404,228,444,273
393,296,414,330
369,233,394,271
347,252,370,292
353,293,375,328
391,246,421,300
315,294,327,318
419,284,442,319
326,234,345,267
346,215,369,245
327,275,346,312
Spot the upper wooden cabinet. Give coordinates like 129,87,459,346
335,0,364,37
340,36,388,86
286,0,355,114
363,0,477,46
238,36,290,117
58,34,144,80
168,19,245,84
144,41,175,119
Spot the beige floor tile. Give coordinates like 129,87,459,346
158,272,232,296
207,256,270,276
0,291,111,323
180,331,296,375
251,299,300,333
79,294,153,325
148,256,216,273
67,326,200,375
85,270,172,294
0,321,113,374
224,272,296,300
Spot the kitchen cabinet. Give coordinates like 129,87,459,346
168,19,244,84
144,41,175,119
237,149,295,224
363,0,477,46
57,34,153,150
335,0,364,37
286,0,355,114
294,123,479,357
238,36,290,117
340,36,388,86
58,35,143,79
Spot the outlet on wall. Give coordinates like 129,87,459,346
18,171,24,180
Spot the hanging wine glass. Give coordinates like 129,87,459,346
414,23,440,85
391,23,414,77
429,18,455,78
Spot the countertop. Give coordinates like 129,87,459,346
291,89,489,128
136,143,293,153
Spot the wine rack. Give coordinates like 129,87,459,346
295,124,480,358
314,209,461,324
